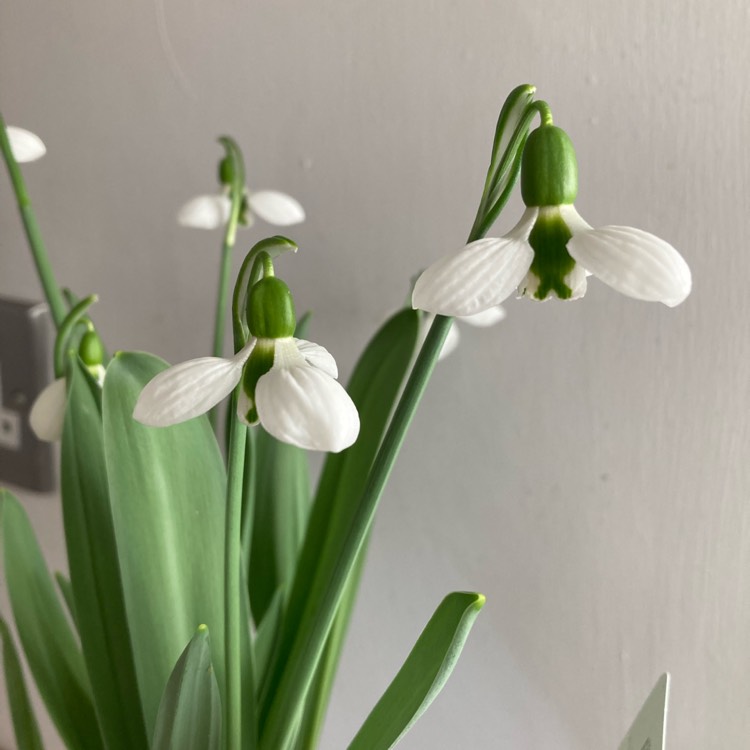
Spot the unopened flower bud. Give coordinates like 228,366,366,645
521,125,578,207
246,277,296,339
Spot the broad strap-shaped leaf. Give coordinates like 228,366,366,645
62,359,149,749
249,429,310,625
0,616,44,750
0,489,104,750
348,592,485,750
102,352,227,738
152,626,222,750
253,587,285,702
260,309,419,746
54,572,77,629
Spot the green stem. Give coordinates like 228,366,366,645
259,314,452,750
224,397,248,750
212,212,241,359
53,294,98,377
0,112,67,328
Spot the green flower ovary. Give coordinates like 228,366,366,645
246,276,296,339
79,330,104,367
527,210,576,300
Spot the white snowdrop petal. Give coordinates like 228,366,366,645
30,378,67,442
256,365,359,452
567,226,692,306
438,322,460,360
458,306,506,327
294,338,338,378
558,204,593,234
248,190,305,226
7,126,46,162
177,194,231,229
134,341,254,426
413,208,537,316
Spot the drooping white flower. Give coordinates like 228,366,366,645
133,336,359,453
413,123,691,313
29,364,106,442
412,205,691,313
7,126,46,163
29,378,67,442
178,189,305,230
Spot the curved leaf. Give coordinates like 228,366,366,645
102,351,227,738
348,592,485,750
0,489,103,750
0,616,44,750
152,626,221,750
62,359,149,749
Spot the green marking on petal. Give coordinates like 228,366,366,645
527,208,577,300
241,339,276,420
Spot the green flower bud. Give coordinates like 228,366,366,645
218,156,235,186
78,330,104,367
246,277,296,339
521,125,578,206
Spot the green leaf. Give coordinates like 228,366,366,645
0,616,44,750
102,351,227,738
347,592,485,750
152,626,222,750
0,489,104,750
54,572,78,629
248,429,310,625
260,308,419,747
253,587,284,702
61,359,150,750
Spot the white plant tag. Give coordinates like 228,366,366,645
618,673,670,750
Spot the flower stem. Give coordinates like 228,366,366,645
224,398,247,750
259,312,453,749
212,207,242,359
0,112,67,328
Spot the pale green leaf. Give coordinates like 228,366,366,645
348,592,485,750
0,616,44,750
152,626,221,750
62,359,149,749
102,351,227,738
0,489,103,750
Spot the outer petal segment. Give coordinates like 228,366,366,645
412,208,537,316
567,226,691,306
256,364,359,452
294,338,338,378
7,126,46,162
134,341,255,426
248,191,305,226
29,378,67,442
177,194,231,229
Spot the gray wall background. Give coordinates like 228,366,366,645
1,0,748,747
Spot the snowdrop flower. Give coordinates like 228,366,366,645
134,276,359,453
7,126,46,162
178,189,305,230
413,124,691,314
30,330,105,442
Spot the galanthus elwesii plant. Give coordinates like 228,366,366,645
0,84,689,750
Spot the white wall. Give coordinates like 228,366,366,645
1,0,749,747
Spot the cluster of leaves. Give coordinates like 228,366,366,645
1,308,484,750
